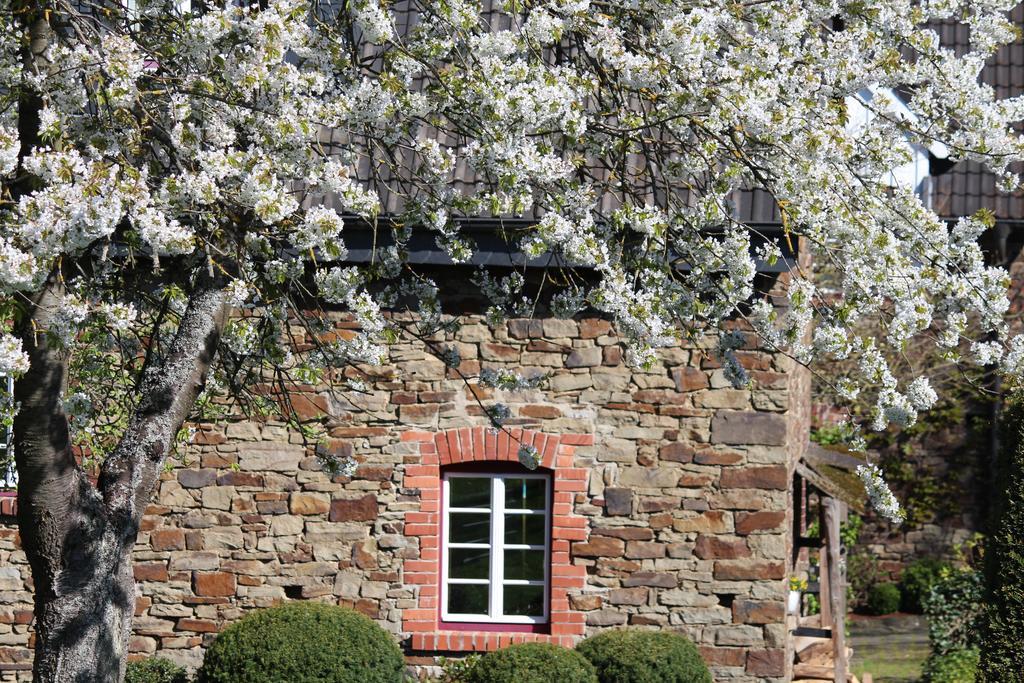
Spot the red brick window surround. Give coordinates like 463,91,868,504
401,427,592,652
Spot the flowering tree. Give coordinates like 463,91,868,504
2,0,1023,678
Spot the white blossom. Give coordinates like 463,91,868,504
0,335,29,377
857,464,906,524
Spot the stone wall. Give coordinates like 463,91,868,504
0,311,810,682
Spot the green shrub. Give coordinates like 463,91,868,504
924,648,979,683
847,550,886,611
126,658,190,683
196,602,404,683
464,643,597,683
980,395,1024,681
925,570,983,657
576,629,711,683
864,582,902,615
900,558,952,614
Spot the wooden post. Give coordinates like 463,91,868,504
823,497,848,683
818,501,831,626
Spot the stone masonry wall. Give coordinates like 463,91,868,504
0,311,810,682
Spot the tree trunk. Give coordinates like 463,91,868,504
14,277,227,682
24,502,136,683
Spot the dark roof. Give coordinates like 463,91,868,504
929,3,1024,220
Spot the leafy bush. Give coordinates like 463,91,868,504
126,658,190,683
900,558,952,614
847,550,886,611
924,648,979,683
196,602,404,683
576,630,711,683
464,643,597,683
980,395,1024,681
864,582,902,615
925,570,984,657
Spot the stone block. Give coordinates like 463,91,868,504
329,494,378,522
711,411,787,446
543,319,578,338
673,367,709,392
713,560,785,581
569,594,602,610
134,563,169,582
548,373,592,392
178,469,217,489
608,587,648,606
201,487,234,511
192,572,236,598
572,537,625,558
603,488,632,516
0,568,22,592
694,536,751,560
625,541,665,559
712,624,763,647
566,347,601,368
618,467,680,489
732,599,784,625
238,447,304,472
586,609,627,626
289,493,330,515
735,511,786,535
622,572,677,588
659,442,695,463
673,510,731,534
151,529,186,551
746,649,786,677
720,465,788,490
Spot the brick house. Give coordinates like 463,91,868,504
0,248,818,681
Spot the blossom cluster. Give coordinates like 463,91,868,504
2,0,1024,522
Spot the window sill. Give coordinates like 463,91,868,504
409,630,582,653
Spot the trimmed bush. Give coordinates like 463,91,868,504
925,648,979,683
576,630,711,683
464,643,597,683
196,602,404,683
864,582,902,616
979,395,1024,681
900,558,952,614
126,658,190,683
925,570,983,657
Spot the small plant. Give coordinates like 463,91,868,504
576,629,712,683
436,655,481,683
864,582,902,615
126,658,190,683
196,602,404,683
900,558,952,614
789,576,808,591
464,643,597,683
924,648,979,683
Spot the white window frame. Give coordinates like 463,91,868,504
0,375,14,489
441,471,551,624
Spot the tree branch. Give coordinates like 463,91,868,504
13,272,84,522
98,282,228,534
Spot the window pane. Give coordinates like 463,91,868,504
449,477,491,509
504,514,545,546
449,548,490,579
448,584,489,615
449,513,491,545
504,585,545,617
504,549,545,581
504,478,546,510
